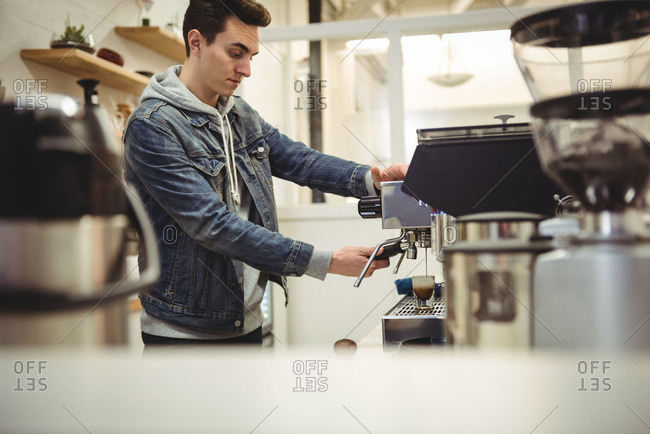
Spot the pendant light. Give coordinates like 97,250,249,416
428,34,474,87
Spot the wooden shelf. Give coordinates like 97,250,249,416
20,48,150,96
115,26,185,64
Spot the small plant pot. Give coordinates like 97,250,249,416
50,39,96,54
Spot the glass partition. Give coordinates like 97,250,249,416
401,29,533,159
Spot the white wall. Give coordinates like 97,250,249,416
0,0,191,113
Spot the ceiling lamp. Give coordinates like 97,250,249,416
428,35,474,87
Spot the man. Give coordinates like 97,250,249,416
124,0,407,346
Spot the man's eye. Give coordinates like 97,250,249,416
230,51,242,58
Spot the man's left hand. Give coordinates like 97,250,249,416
370,164,409,190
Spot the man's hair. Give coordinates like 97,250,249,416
182,0,271,57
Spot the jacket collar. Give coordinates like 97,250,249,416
178,106,240,128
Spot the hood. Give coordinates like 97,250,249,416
140,65,234,119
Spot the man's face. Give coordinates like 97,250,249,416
199,16,260,98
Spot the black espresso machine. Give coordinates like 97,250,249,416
356,121,562,349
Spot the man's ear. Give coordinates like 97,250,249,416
187,29,203,58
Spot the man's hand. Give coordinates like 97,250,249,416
328,246,389,277
370,164,409,190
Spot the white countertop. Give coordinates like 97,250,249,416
1,345,648,433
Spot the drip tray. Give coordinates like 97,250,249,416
382,296,446,350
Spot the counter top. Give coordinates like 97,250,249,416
1,347,648,433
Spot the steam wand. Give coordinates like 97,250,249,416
354,229,407,288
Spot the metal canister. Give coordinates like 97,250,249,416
443,212,552,348
432,212,456,263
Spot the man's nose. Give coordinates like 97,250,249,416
237,58,251,77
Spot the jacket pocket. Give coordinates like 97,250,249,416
189,155,225,177
189,155,226,194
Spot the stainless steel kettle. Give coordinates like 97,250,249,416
0,82,159,346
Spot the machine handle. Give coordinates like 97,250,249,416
357,196,382,219
494,114,515,125
354,230,407,288
375,240,405,260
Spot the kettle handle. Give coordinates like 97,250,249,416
121,184,161,295
63,184,161,308
0,185,160,312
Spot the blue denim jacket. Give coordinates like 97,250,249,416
124,96,370,333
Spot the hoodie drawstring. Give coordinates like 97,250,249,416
216,113,240,207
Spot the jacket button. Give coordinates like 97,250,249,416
237,277,243,284
257,146,264,153
234,320,242,327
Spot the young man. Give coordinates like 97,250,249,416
124,0,407,345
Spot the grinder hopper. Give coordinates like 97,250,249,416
530,90,650,213
511,0,650,217
510,1,650,350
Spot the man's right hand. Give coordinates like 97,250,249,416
328,246,389,277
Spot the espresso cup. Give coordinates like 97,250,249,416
412,275,435,309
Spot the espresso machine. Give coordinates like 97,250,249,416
356,181,446,348
355,181,435,288
403,122,561,348
0,80,159,346
355,119,562,348
510,1,650,350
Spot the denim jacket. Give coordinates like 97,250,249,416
124,96,371,333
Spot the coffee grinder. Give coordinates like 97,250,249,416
511,1,650,349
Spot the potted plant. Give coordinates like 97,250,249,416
50,15,95,54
